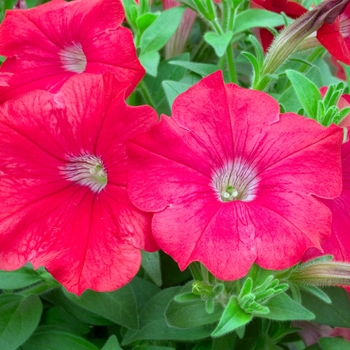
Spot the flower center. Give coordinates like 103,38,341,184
60,154,107,193
212,160,258,202
59,43,87,73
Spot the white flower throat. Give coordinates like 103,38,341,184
60,154,107,193
212,160,258,202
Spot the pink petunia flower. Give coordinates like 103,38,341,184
250,0,307,51
127,71,343,281
0,73,158,295
304,136,350,265
317,3,350,65
0,0,145,103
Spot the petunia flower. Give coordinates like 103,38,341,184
304,136,350,265
127,71,343,281
0,73,158,295
0,0,144,103
250,0,307,51
317,2,350,65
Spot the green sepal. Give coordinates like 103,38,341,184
211,297,252,338
174,292,203,303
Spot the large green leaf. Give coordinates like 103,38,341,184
140,7,185,54
319,337,350,350
41,305,90,335
0,294,42,350
166,297,223,329
64,281,139,329
141,251,162,287
301,287,350,328
20,326,98,350
0,266,41,289
263,293,315,321
286,69,322,119
122,287,214,345
233,10,285,35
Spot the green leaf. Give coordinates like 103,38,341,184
286,69,322,119
140,51,160,77
41,305,90,335
20,326,98,350
299,285,331,304
122,287,214,345
211,297,252,338
142,53,189,115
134,347,176,350
140,6,185,54
43,288,112,326
168,60,219,76
4,0,17,9
0,294,42,350
263,293,315,321
101,335,122,350
166,298,223,329
204,31,233,57
129,277,161,313
63,282,139,329
319,337,350,350
25,0,40,8
141,251,162,287
233,10,285,35
301,287,350,328
0,266,42,289
162,80,192,108
136,12,159,33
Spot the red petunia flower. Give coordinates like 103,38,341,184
250,0,307,51
304,137,350,264
0,0,144,103
317,3,350,65
127,71,343,281
0,73,158,295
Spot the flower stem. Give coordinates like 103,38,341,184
226,44,237,83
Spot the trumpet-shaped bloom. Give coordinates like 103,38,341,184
0,0,144,103
0,73,158,294
127,71,343,281
317,3,350,65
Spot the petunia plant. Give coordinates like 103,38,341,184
2,0,350,349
